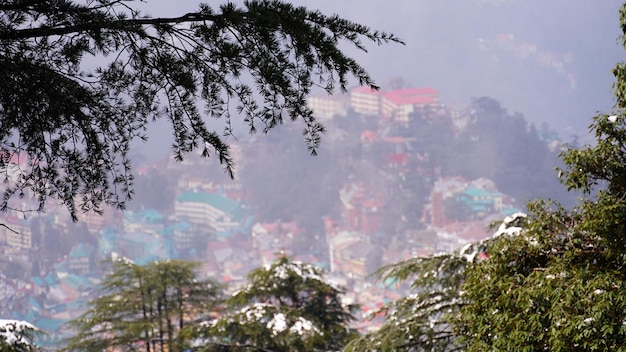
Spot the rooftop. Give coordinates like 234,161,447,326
177,191,247,220
351,86,382,95
68,243,94,259
382,87,439,105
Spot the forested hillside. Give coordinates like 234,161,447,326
242,95,574,244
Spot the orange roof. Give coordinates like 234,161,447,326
361,130,378,142
383,87,439,105
352,86,381,95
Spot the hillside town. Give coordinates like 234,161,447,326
0,85,539,346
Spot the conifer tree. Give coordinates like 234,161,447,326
201,256,357,352
456,2,626,350
343,213,525,352
0,319,42,352
63,259,221,352
0,0,402,219
349,3,626,350
344,251,468,352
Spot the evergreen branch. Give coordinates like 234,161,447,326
0,12,221,40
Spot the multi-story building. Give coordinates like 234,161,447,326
1,217,32,249
380,87,439,122
350,86,381,116
327,231,380,279
339,183,384,235
174,191,247,233
123,209,164,235
349,86,440,121
76,208,120,234
308,94,349,120
68,243,94,274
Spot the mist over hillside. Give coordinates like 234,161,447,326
136,0,623,159
306,0,623,140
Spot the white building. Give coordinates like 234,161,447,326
174,191,246,233
350,86,381,116
308,94,348,120
0,218,31,249
349,86,440,121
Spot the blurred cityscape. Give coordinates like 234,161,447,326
0,85,569,345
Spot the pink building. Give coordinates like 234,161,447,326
381,88,439,122
350,86,440,121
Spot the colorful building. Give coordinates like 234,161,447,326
381,87,439,122
175,191,248,233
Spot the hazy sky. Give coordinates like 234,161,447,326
134,1,625,158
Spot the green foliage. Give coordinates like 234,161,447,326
445,97,572,206
459,199,626,351
411,112,456,171
0,0,401,219
443,196,475,222
0,320,42,352
456,3,626,350
343,218,517,352
63,259,221,352
201,256,357,351
345,256,465,351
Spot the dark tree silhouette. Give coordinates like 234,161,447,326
0,0,402,219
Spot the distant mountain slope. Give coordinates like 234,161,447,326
135,0,623,159
292,0,623,140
